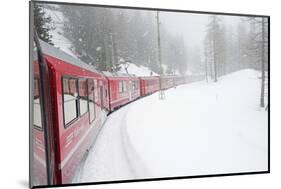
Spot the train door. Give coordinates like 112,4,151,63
87,79,95,123
129,80,132,101
104,82,109,111
99,81,104,110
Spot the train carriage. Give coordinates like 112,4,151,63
103,72,132,111
139,76,160,96
32,39,109,185
160,75,175,90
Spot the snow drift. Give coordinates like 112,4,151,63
126,69,268,177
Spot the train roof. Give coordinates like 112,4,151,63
139,75,160,79
161,75,178,78
102,71,138,78
38,39,102,75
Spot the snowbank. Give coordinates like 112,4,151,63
125,69,268,177
76,107,148,182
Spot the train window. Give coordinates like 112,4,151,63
133,81,138,90
94,80,98,102
62,77,79,126
99,82,104,109
123,81,127,92
88,79,95,123
131,81,135,90
119,81,123,93
78,79,88,115
131,81,134,90
99,81,104,99
105,85,108,97
33,78,42,129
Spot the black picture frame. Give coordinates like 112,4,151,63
29,1,270,188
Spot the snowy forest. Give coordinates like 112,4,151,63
33,3,268,108
34,4,187,74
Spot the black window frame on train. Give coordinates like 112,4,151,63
87,78,96,124
118,80,128,93
33,77,43,131
118,80,123,93
98,80,104,110
78,78,89,116
131,80,135,90
62,76,99,128
123,80,127,92
135,80,138,90
105,84,108,97
124,81,126,92
132,80,138,91
62,76,80,128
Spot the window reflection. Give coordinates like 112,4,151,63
63,78,78,125
88,79,95,122
79,79,88,115
33,78,42,128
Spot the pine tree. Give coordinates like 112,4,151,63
33,3,54,45
245,17,268,108
204,15,227,82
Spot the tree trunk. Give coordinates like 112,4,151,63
213,33,218,82
205,54,208,82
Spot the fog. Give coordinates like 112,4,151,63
161,12,208,53
37,3,268,76
160,12,244,62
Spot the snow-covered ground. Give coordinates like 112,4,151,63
76,69,268,182
75,106,148,183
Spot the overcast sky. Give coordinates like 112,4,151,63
160,11,245,59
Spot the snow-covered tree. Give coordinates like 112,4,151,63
33,3,54,45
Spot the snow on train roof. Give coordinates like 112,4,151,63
38,39,101,75
102,71,137,78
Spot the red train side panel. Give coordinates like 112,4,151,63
103,72,132,111
139,76,160,96
35,40,109,185
129,76,141,101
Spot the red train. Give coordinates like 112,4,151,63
139,76,160,96
31,39,204,187
103,72,141,111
